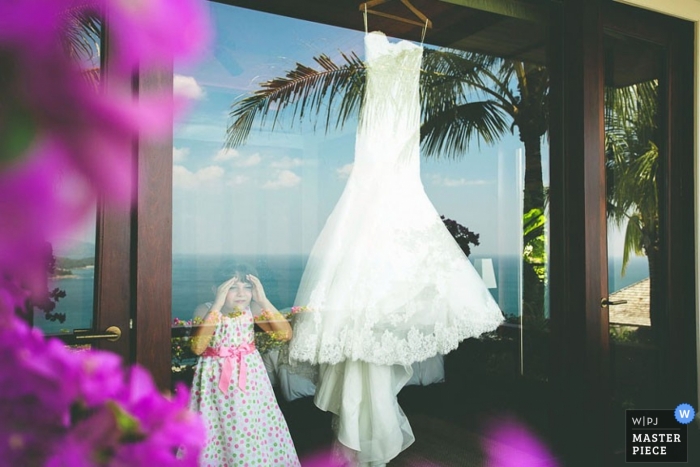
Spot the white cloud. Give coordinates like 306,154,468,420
429,174,491,187
212,148,261,167
173,165,224,189
226,174,249,186
173,146,190,163
270,156,303,169
214,148,240,161
234,153,262,167
336,163,354,179
263,170,301,189
174,74,205,100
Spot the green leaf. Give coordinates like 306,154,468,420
523,208,546,237
0,107,37,167
107,401,146,443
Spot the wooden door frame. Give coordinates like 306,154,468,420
95,20,174,390
603,0,696,410
617,0,700,424
92,23,134,365
550,0,696,464
549,1,609,464
132,66,175,390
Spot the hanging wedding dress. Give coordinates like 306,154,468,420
289,31,504,465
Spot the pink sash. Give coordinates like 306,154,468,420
202,342,256,395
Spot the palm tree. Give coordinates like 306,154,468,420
605,80,661,332
62,7,102,87
227,48,549,212
226,46,550,319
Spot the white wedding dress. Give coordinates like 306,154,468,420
289,31,504,465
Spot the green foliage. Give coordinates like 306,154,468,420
605,80,659,274
522,208,547,282
440,215,480,257
0,92,37,166
609,325,654,345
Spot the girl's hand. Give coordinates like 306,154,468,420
212,276,237,310
247,274,267,305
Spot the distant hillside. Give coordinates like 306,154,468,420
56,257,95,269
54,239,96,259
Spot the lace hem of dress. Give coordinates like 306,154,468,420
288,315,503,367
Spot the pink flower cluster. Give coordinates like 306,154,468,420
0,320,205,466
0,1,211,465
0,0,210,308
172,317,204,328
482,416,559,467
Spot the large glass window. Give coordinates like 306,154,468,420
32,18,100,337
604,28,663,452
172,0,552,461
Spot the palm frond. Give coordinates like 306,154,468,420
621,214,645,275
420,100,509,158
225,52,365,148
605,79,660,271
605,80,657,135
421,49,514,118
60,6,101,64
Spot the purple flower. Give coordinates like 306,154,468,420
99,0,211,74
1,316,206,466
0,147,87,303
0,0,210,312
0,1,210,464
482,416,559,467
107,370,205,467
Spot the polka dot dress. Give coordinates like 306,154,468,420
189,308,300,466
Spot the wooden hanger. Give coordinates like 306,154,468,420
359,0,433,29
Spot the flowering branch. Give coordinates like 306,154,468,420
0,1,211,465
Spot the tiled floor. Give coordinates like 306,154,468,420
280,376,700,466
280,377,556,466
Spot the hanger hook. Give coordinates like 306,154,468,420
364,4,369,34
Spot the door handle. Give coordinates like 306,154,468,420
74,326,122,342
601,298,628,308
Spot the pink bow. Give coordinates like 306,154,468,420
203,342,256,395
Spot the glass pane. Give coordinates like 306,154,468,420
604,30,663,451
173,1,551,462
32,18,100,339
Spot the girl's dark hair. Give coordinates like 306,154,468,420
216,262,258,283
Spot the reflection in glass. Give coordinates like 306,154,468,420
604,31,662,450
171,1,552,376
172,1,551,461
186,264,301,465
32,15,101,337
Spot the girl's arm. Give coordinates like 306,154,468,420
255,298,293,341
190,277,238,354
190,305,221,355
248,274,293,341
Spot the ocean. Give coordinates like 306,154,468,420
36,253,651,335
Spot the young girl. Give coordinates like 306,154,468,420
189,265,301,466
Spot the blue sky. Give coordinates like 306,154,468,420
171,2,541,257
